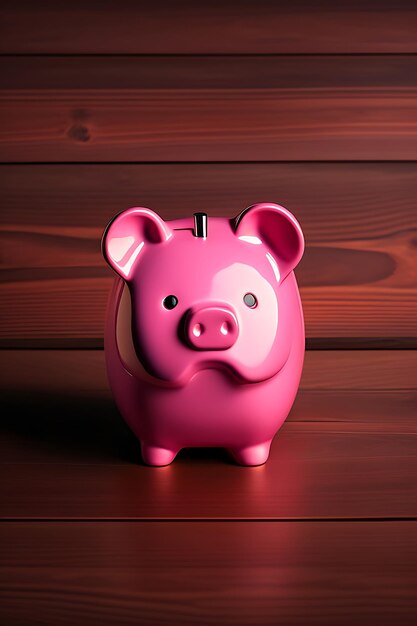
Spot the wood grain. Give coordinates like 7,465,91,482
1,521,416,626
1,431,416,520
2,350,416,395
1,163,416,342
1,56,416,162
1,0,417,54
2,162,416,231
2,430,416,518
1,350,416,519
3,56,417,90
5,274,414,341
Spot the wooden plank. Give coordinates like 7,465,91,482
1,522,416,626
4,271,415,341
0,56,416,162
2,350,416,396
1,163,416,341
0,350,416,519
3,56,417,90
1,432,416,519
1,0,417,54
2,162,416,230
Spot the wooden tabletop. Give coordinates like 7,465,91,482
1,349,416,625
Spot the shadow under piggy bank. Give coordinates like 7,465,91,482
1,389,234,466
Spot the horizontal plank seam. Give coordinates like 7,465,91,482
2,161,417,166
1,53,417,58
1,517,416,523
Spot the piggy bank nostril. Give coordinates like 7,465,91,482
220,321,230,336
192,323,203,338
186,306,238,350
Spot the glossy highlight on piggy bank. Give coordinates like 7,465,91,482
102,203,305,466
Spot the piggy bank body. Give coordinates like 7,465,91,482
103,203,305,466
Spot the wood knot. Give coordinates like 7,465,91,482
67,124,91,142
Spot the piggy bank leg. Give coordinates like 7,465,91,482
141,443,178,467
230,440,272,466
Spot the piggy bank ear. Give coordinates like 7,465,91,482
234,202,304,281
102,207,172,279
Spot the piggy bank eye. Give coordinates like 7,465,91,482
163,295,178,310
243,293,257,308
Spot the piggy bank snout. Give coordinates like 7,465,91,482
185,305,239,351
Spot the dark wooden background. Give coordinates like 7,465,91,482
0,2,416,625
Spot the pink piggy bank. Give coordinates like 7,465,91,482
102,203,305,466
